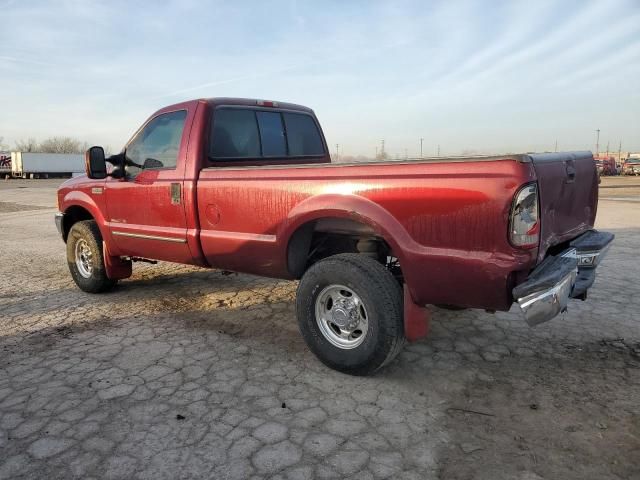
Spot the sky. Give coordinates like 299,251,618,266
1,0,639,157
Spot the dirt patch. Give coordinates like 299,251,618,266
0,201,52,213
438,344,640,480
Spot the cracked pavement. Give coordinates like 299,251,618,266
1,178,639,479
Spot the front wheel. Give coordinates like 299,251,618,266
296,253,405,375
66,220,117,293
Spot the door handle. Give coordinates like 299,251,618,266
565,163,576,184
170,183,181,205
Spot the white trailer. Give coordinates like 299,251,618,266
11,152,85,178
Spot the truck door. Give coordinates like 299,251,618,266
104,109,192,263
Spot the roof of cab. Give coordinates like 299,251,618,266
205,97,313,113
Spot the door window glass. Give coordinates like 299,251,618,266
125,110,187,177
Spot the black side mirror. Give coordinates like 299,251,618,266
107,153,125,179
85,146,107,179
111,164,124,179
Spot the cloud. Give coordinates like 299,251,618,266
1,0,638,154
0,55,56,67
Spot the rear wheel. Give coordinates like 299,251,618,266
66,220,117,293
296,253,405,375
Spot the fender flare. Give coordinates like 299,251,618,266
278,194,425,288
280,194,414,261
61,190,109,240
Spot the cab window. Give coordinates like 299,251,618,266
256,111,287,156
283,112,324,156
209,107,325,161
125,110,187,177
210,109,260,158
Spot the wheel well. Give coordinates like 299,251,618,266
62,206,94,242
287,218,400,280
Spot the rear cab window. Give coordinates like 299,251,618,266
256,111,287,156
283,112,325,156
209,106,326,163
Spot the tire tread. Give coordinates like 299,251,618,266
296,253,405,375
66,220,117,293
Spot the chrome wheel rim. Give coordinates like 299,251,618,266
75,239,93,278
315,284,369,349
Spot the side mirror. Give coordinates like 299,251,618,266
85,146,107,179
107,152,125,179
111,164,124,179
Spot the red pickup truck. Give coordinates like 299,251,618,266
56,98,613,375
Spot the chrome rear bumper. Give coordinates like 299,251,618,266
516,262,576,326
513,229,614,326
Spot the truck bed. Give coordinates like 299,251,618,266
196,155,538,310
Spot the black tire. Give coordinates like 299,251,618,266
296,253,405,375
66,220,117,293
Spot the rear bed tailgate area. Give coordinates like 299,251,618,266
529,152,599,262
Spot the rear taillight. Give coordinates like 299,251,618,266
509,183,539,249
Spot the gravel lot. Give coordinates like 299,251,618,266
1,177,638,480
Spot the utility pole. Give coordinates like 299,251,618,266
595,129,600,156
381,140,385,157
618,140,622,168
606,141,610,157
335,144,339,161
437,144,440,157
420,138,424,159
555,139,558,152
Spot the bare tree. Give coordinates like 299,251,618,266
14,138,38,152
38,137,87,154
0,136,8,150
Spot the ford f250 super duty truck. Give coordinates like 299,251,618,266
55,97,614,375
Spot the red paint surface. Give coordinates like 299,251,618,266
58,98,598,314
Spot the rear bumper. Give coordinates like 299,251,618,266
513,229,614,326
